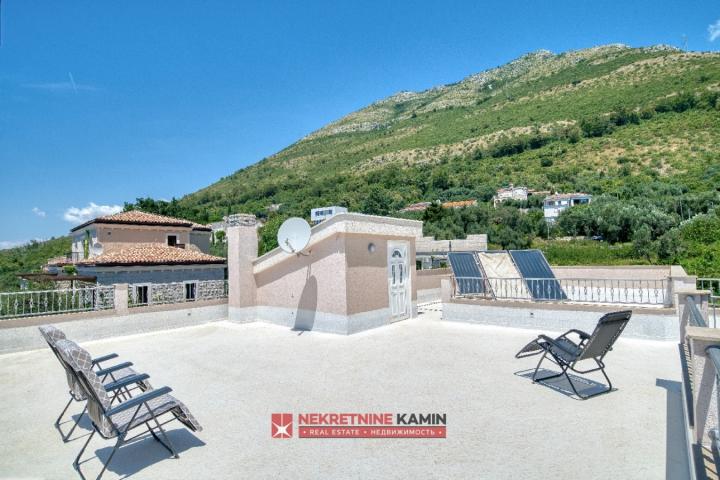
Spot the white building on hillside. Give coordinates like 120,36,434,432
543,193,592,222
311,206,348,224
493,185,528,207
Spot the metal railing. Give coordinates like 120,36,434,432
0,286,115,319
128,280,228,308
697,278,719,327
705,345,720,453
687,296,707,328
453,277,668,306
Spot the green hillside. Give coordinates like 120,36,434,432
0,237,71,291
171,44,719,217
124,44,720,275
4,44,720,288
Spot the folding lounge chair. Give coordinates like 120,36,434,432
39,325,150,442
55,339,202,480
515,310,632,399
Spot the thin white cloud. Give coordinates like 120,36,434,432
32,207,46,218
0,240,28,250
63,203,123,224
22,79,98,93
0,239,43,250
710,19,720,42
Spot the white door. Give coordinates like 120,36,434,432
388,242,410,321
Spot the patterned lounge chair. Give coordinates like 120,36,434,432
38,325,150,441
55,339,202,479
515,310,632,399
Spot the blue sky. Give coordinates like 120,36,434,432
1,1,719,247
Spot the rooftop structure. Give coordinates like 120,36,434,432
441,199,477,209
543,193,592,222
493,184,528,206
0,212,714,479
310,205,348,224
400,202,432,213
0,312,686,479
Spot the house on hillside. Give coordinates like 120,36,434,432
46,211,226,287
441,199,477,209
493,185,528,207
543,193,592,222
311,206,348,225
400,202,431,213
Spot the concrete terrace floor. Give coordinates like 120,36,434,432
0,308,688,480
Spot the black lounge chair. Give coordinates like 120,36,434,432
55,339,202,480
515,310,632,399
38,325,150,442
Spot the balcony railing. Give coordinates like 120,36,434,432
128,280,228,308
0,286,115,319
697,278,720,327
65,252,86,263
453,277,668,306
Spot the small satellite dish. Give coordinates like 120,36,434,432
277,217,311,254
90,242,104,256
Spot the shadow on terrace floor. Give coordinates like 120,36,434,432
74,428,205,479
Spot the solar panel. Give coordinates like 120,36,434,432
448,252,487,295
509,250,566,300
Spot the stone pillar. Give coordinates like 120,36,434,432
687,326,720,447
114,283,129,315
677,290,711,340
227,214,258,323
668,265,698,308
441,278,453,303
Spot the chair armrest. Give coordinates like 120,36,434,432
104,373,150,392
106,386,173,416
92,353,119,365
566,329,590,339
96,362,133,377
538,335,577,355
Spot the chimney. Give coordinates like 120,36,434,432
226,214,258,322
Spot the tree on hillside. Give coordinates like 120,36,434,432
632,224,654,260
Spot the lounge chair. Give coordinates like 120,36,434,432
55,338,202,480
39,325,150,442
515,310,632,399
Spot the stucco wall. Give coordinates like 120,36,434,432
190,231,211,253
254,233,348,317
416,268,451,290
96,225,191,253
0,301,227,354
443,298,678,341
345,233,417,316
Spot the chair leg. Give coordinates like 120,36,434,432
61,405,87,442
97,433,126,480
571,360,613,400
56,396,74,427
145,421,175,456
531,351,565,383
152,415,179,458
73,429,96,479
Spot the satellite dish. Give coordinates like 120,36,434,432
277,217,311,254
90,242,104,256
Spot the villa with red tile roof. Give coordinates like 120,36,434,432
48,211,226,286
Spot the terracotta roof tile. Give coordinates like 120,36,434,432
76,243,226,266
71,210,196,232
